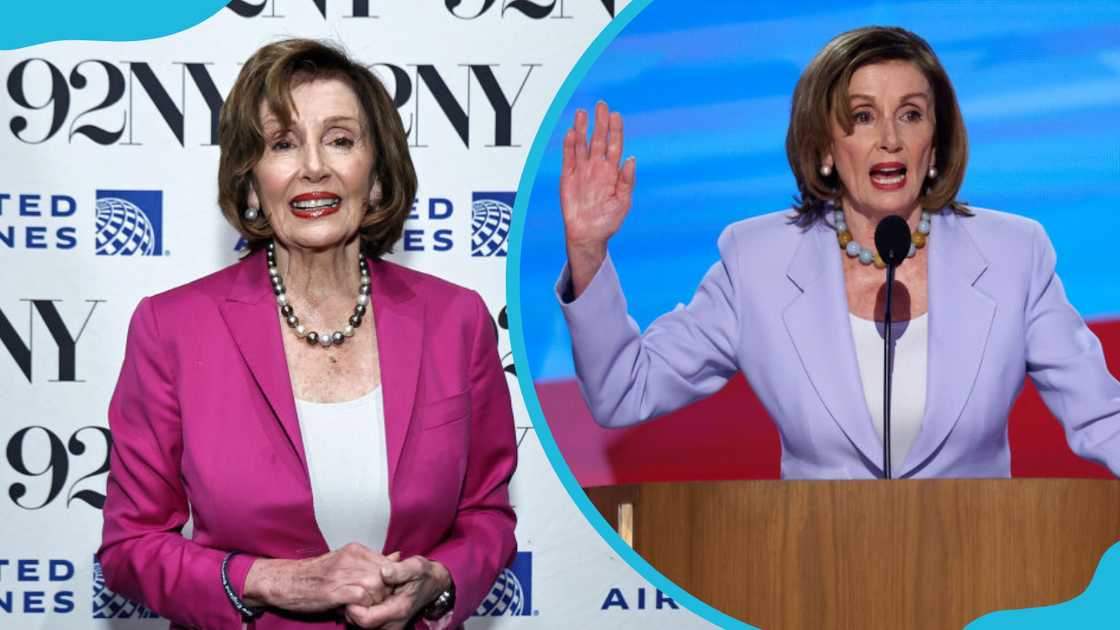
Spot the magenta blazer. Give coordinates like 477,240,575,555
98,250,517,629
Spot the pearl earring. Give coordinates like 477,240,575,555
819,164,833,177
244,207,259,221
927,166,938,179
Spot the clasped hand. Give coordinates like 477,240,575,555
244,543,450,629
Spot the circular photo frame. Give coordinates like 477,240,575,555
508,1,1120,627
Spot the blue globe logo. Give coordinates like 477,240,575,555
96,196,157,256
92,559,159,619
475,567,524,616
471,197,512,257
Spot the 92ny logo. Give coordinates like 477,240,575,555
445,0,616,18
5,58,222,146
0,299,101,383
5,426,112,510
226,0,381,18
1,297,112,511
225,0,617,19
4,57,534,148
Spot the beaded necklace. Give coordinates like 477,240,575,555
267,241,370,348
832,208,930,268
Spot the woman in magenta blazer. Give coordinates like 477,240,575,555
98,39,517,629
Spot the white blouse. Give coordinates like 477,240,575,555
850,313,928,478
294,387,390,552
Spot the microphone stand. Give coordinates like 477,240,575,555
874,213,909,480
882,264,895,480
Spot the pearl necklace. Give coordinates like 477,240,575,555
266,241,370,348
832,208,931,268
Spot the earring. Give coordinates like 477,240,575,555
368,180,382,209
927,166,938,179
819,164,833,177
244,207,259,221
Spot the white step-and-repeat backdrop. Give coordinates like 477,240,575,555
0,2,712,628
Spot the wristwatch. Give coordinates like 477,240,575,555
421,581,455,620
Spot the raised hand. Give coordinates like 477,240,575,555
560,101,636,298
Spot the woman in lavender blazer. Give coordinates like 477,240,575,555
98,40,516,629
557,27,1120,480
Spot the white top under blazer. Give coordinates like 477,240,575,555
294,387,390,552
850,313,928,478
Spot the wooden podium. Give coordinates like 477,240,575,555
585,479,1120,629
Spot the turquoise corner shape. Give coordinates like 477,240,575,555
966,540,1120,629
504,0,753,628
0,1,227,51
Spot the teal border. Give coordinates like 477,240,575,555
505,1,1119,628
966,540,1120,628
505,0,753,627
0,2,227,51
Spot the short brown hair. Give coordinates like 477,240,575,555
218,38,416,258
786,26,969,223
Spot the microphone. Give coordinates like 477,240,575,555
874,215,911,479
875,215,911,267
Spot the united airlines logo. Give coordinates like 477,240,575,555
94,190,164,256
470,191,513,257
475,551,534,616
92,558,159,619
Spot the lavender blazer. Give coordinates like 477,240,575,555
560,208,1120,479
98,250,517,629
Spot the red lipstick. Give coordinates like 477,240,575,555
869,162,907,191
289,192,341,219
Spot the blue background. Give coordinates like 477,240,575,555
520,0,1120,381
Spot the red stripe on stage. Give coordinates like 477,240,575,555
536,319,1120,485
